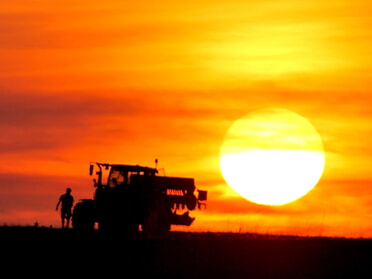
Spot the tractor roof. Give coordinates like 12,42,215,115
110,164,158,173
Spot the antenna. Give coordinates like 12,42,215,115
155,158,166,176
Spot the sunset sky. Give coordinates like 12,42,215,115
1,0,372,237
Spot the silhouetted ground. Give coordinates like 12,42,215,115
2,226,372,278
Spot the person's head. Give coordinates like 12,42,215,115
66,188,72,194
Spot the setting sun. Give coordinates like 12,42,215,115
220,108,325,205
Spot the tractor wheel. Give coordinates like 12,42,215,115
72,200,96,231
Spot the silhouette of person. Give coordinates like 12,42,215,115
56,188,74,229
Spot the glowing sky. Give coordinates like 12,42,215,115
1,0,372,237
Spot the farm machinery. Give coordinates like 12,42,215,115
72,162,207,233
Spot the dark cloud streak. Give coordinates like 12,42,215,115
0,92,143,153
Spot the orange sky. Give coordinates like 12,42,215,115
1,0,372,237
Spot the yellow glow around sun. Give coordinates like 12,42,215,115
220,108,325,206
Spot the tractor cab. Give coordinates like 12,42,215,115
89,162,158,188
107,165,158,188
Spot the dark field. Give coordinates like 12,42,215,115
2,226,372,278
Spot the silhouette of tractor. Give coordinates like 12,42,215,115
72,162,207,233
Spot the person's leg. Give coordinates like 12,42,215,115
66,210,72,229
61,212,66,228
66,216,70,228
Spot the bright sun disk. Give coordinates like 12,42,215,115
219,108,325,206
